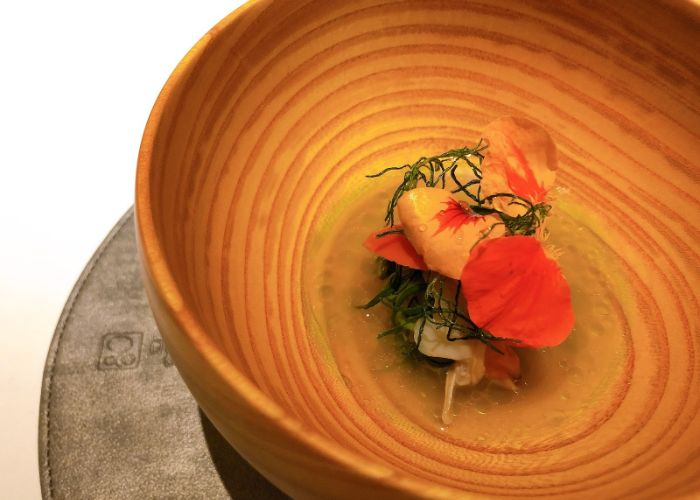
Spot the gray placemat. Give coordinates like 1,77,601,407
38,208,286,500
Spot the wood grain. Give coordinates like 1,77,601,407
136,1,700,498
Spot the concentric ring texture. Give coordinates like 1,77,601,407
136,0,700,498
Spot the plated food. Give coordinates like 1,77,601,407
137,0,699,495
362,117,575,424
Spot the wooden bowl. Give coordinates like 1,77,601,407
135,1,700,498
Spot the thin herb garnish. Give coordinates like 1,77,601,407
375,228,404,238
360,120,573,424
361,259,519,365
366,142,550,237
362,140,542,366
366,143,487,226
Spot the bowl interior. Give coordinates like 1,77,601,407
141,0,700,497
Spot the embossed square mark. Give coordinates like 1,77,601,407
98,332,143,370
147,337,174,367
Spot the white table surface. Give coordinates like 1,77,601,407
0,2,246,498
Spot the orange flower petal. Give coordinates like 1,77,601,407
461,236,574,348
480,116,557,210
433,198,484,235
363,226,429,270
484,345,520,381
397,187,504,279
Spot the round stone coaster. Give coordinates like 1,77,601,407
38,208,286,499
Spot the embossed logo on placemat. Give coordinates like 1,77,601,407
98,332,143,370
148,337,173,367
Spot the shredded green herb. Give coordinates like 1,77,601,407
361,259,519,365
366,142,550,237
362,140,542,364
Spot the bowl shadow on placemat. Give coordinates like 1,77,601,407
199,409,288,499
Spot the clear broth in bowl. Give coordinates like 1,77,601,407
309,185,628,444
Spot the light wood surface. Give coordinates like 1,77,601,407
136,1,700,497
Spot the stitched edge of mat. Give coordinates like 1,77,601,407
38,207,135,500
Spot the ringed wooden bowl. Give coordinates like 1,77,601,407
136,1,700,498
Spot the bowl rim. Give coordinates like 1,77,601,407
134,0,463,497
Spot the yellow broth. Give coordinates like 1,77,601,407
309,185,628,441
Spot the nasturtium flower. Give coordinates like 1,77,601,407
484,345,520,391
479,116,557,214
461,235,574,348
363,226,428,270
396,187,503,279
